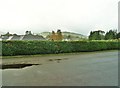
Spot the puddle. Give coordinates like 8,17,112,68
48,58,69,62
0,64,40,70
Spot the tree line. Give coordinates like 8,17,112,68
89,30,120,40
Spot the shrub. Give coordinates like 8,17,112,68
1,40,119,56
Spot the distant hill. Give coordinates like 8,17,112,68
40,32,51,38
39,31,88,39
62,31,87,38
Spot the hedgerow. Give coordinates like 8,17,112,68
1,40,119,56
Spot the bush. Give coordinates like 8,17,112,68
1,40,119,56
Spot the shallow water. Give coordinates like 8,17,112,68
2,50,118,86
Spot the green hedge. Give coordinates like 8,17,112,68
1,40,119,56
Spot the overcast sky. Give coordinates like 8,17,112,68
0,0,119,35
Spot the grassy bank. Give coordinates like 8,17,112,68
2,40,119,56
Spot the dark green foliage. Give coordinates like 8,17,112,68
2,40,119,56
105,30,117,40
89,30,105,40
116,32,120,39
